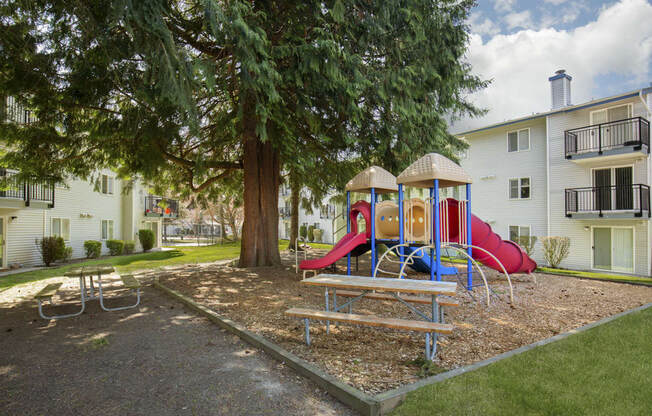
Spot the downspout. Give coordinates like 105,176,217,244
639,89,652,276
546,115,551,238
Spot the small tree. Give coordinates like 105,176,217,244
84,240,102,258
516,236,538,257
105,240,125,256
299,225,308,242
307,225,315,243
36,237,65,266
138,229,155,252
313,228,323,243
541,237,570,268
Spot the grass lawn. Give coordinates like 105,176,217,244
538,267,652,286
392,306,652,415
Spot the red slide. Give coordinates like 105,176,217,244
300,201,371,271
444,199,537,274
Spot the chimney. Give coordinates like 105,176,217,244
549,69,572,110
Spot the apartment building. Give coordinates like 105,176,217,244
1,98,179,269
277,185,341,244
458,70,652,276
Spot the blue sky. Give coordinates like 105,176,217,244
453,0,652,133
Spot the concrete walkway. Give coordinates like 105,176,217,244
0,286,355,415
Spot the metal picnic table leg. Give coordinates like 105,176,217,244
324,288,330,334
304,318,311,346
97,270,141,312
38,277,86,320
430,294,439,361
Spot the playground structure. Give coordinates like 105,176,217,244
300,153,537,302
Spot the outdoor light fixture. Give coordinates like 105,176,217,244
584,226,590,231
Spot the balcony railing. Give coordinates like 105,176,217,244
564,117,650,159
565,184,650,217
145,196,179,218
0,170,55,207
320,204,336,219
279,206,292,219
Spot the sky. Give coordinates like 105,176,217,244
451,0,652,133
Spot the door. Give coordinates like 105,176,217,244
592,227,634,273
608,105,633,145
615,167,633,210
591,109,608,150
593,169,611,210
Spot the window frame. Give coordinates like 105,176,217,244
100,174,115,195
508,225,531,242
509,177,532,200
101,219,114,240
589,103,633,125
507,128,531,153
51,217,71,242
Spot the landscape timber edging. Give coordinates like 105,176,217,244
154,280,652,416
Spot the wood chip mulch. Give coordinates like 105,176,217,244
159,249,652,394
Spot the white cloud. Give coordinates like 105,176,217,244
453,0,652,133
468,13,501,36
494,0,516,13
544,0,570,4
504,10,535,29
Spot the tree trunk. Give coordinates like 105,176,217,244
239,108,281,267
287,169,302,251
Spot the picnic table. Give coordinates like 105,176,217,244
35,265,141,320
286,274,458,360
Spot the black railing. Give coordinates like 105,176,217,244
320,204,336,219
565,184,650,217
3,96,37,124
145,196,179,217
564,117,650,158
279,206,292,219
0,170,55,207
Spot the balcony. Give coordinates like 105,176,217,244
0,170,54,209
565,184,650,219
564,117,649,162
145,196,179,218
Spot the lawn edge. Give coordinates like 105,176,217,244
153,281,381,416
374,300,652,414
537,270,652,287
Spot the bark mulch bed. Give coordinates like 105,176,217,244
159,249,652,395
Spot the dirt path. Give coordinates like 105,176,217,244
0,286,355,416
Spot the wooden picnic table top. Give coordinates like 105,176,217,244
301,274,457,296
63,265,115,277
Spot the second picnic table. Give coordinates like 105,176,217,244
287,274,458,360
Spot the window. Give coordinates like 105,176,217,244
101,219,114,240
507,129,530,152
51,218,70,241
509,225,530,242
509,177,530,199
100,175,115,195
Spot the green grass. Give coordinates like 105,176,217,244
278,239,334,250
392,306,652,415
538,267,652,286
0,242,242,290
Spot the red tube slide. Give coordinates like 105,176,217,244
300,201,371,270
444,199,537,274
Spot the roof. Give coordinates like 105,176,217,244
345,166,398,194
397,153,472,188
455,86,652,137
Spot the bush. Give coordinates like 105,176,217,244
124,240,136,254
84,240,102,258
63,246,73,262
138,229,155,252
105,239,125,256
516,236,537,257
313,228,323,242
37,236,66,266
541,236,570,268
299,225,307,241
307,225,315,242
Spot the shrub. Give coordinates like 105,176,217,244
541,236,570,268
105,239,124,256
138,229,155,252
124,240,136,254
299,225,307,241
313,228,323,242
63,246,73,262
37,236,66,266
84,240,102,259
516,236,537,257
307,225,315,242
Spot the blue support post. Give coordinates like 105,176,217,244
434,180,442,281
370,188,376,277
346,191,351,275
429,187,435,281
398,184,404,278
466,184,473,290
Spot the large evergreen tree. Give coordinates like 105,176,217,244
0,0,486,267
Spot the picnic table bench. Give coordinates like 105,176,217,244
35,265,142,320
285,274,458,360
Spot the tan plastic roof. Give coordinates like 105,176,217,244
345,166,398,194
397,153,472,188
